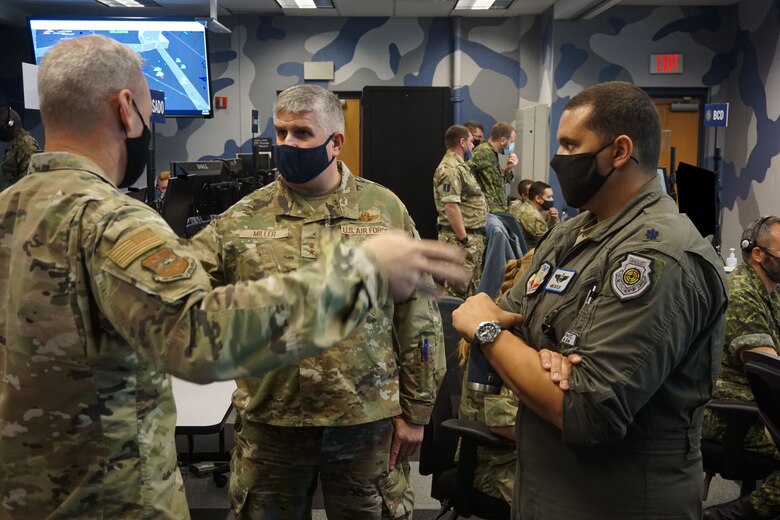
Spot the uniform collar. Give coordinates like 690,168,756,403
29,151,117,188
444,150,465,163
567,177,664,243
272,160,361,220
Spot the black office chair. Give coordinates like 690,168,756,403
419,296,512,520
744,350,780,449
701,398,778,498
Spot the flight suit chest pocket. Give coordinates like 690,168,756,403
539,275,604,353
228,228,300,278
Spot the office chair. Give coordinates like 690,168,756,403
744,350,780,449
419,296,512,519
492,212,527,256
701,398,778,498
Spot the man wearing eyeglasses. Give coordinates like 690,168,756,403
702,216,780,520
451,81,728,519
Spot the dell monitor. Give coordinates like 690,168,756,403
28,18,213,117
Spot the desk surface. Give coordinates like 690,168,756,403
173,377,236,429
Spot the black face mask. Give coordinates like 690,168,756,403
472,139,482,148
539,199,554,211
120,100,151,189
273,134,335,184
549,141,617,209
760,247,780,284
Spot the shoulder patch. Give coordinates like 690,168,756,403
141,247,195,282
610,253,655,301
108,227,165,269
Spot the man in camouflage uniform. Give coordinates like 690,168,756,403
703,217,780,520
0,106,40,190
509,180,559,249
467,121,518,213
517,178,533,204
433,124,488,299
193,85,446,520
0,36,466,519
464,120,484,148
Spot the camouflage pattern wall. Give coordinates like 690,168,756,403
546,1,780,254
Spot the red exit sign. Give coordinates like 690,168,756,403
650,54,684,74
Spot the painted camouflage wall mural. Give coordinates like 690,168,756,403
547,0,780,253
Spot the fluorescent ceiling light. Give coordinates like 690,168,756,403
97,0,144,6
95,0,161,6
454,0,513,10
276,0,335,8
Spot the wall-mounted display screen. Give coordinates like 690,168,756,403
28,18,213,118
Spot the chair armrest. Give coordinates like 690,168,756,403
441,418,513,448
706,399,759,416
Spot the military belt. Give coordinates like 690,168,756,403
437,224,486,236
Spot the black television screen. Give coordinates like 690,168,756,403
28,18,213,118
676,162,717,239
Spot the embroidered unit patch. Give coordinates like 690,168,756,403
611,253,654,301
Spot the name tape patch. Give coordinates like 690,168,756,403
544,268,577,294
237,229,289,239
340,225,389,235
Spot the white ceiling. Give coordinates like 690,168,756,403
0,0,743,26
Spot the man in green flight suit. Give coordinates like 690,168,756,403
452,81,728,519
703,216,780,520
193,85,446,519
0,106,40,190
467,121,517,213
433,124,488,298
0,36,467,519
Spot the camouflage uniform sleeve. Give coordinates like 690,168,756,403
393,213,445,424
435,163,463,205
190,219,226,287
518,204,548,241
725,279,778,364
483,385,519,428
84,203,389,383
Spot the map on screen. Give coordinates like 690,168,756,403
29,19,212,117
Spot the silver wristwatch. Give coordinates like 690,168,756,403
474,321,504,346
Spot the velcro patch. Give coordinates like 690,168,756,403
441,183,451,193
108,228,165,269
561,331,578,347
610,253,654,301
141,247,194,282
358,209,381,222
526,262,552,295
237,229,289,239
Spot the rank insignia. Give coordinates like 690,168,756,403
644,228,660,241
526,262,552,295
610,253,654,301
441,183,451,193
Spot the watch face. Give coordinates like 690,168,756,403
476,321,501,343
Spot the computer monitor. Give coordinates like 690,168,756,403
656,167,668,195
676,162,716,239
236,152,271,175
170,161,227,180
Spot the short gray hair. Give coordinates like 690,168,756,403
273,85,344,135
38,35,145,135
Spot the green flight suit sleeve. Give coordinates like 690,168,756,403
561,249,726,446
84,202,388,384
393,217,445,424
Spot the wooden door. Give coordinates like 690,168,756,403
340,97,361,177
653,98,700,174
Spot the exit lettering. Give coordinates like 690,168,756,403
649,54,684,75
